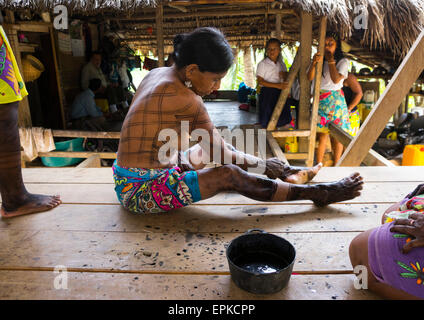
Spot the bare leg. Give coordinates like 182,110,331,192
0,102,61,218
316,132,328,165
196,164,363,206
284,162,323,184
349,229,422,300
330,135,344,165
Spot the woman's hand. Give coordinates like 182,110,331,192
405,183,424,199
264,158,302,180
390,214,424,253
324,50,334,62
177,151,196,172
279,82,289,90
312,52,323,65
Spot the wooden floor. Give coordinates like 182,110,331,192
1,166,423,299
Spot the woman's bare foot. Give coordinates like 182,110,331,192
312,172,363,207
1,193,61,219
284,162,323,184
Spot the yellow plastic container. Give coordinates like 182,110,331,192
284,137,298,153
402,145,424,166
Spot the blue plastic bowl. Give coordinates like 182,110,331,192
41,138,85,167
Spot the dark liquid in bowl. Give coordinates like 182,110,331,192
233,252,289,274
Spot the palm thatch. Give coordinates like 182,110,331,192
2,0,423,61
1,0,158,15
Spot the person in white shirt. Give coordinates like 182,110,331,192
307,32,351,166
256,38,290,128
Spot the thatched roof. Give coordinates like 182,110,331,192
1,0,158,15
2,0,423,64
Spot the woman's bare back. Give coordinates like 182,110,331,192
117,67,212,169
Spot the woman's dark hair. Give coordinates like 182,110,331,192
265,38,281,48
172,27,234,73
325,31,344,63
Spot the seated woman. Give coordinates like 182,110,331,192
113,27,363,214
349,184,424,300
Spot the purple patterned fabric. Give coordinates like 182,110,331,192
368,222,424,298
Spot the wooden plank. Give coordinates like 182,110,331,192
266,131,288,164
14,22,50,33
307,16,327,167
329,123,395,167
19,167,424,184
298,11,313,158
271,130,310,138
0,203,387,233
76,155,101,168
38,151,116,159
52,130,121,139
0,230,360,273
267,50,301,131
156,4,165,67
338,30,424,166
285,153,308,160
0,271,380,300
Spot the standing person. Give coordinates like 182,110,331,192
307,32,351,165
256,38,290,129
0,16,61,218
343,73,363,137
113,27,363,215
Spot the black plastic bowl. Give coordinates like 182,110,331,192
226,229,296,294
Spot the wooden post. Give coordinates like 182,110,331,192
266,50,301,131
329,123,394,167
337,30,424,166
298,11,313,157
306,16,327,167
156,4,165,67
49,27,67,129
243,46,255,88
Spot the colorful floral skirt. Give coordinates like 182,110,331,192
317,90,351,134
368,195,424,298
0,26,28,104
348,109,360,137
113,161,202,214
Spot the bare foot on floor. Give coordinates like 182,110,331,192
312,172,363,207
1,194,61,219
284,163,323,185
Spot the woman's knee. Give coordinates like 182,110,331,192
217,164,245,188
349,230,372,267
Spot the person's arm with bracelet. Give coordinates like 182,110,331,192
326,51,345,84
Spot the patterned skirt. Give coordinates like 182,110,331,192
317,89,351,134
368,195,424,298
113,161,201,214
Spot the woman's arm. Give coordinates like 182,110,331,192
307,52,322,81
257,76,288,90
326,52,346,84
346,74,363,111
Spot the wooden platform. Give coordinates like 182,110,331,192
1,166,423,300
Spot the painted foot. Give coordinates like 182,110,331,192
1,194,61,219
285,163,323,184
312,172,363,207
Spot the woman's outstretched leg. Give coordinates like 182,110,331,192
0,102,61,218
196,164,363,206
